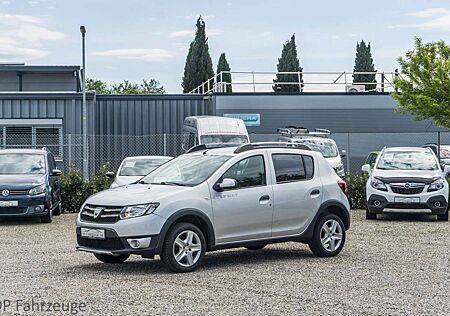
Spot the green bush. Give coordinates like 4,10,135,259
343,173,369,209
60,164,112,213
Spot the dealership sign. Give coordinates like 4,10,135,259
223,113,260,126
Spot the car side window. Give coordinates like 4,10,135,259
222,155,266,189
272,154,314,183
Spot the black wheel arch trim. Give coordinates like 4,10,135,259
156,209,215,253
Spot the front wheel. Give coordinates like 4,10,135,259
160,222,206,273
366,209,377,220
437,211,448,221
94,253,129,264
308,214,346,257
41,208,53,223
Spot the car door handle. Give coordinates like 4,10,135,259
259,195,271,204
310,189,321,197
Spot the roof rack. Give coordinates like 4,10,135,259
186,143,242,153
277,126,331,138
234,142,311,154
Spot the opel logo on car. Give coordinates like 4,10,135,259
404,183,411,188
93,208,103,219
1,190,9,197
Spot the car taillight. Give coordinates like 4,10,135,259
338,179,348,195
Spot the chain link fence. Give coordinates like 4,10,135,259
1,132,449,176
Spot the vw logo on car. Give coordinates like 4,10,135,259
1,190,9,197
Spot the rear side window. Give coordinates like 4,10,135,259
272,154,314,183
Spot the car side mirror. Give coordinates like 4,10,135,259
51,169,62,176
106,171,115,179
340,150,347,158
361,164,372,175
214,178,237,191
443,165,450,177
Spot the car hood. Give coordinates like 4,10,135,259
111,176,143,188
0,174,45,189
325,156,342,168
86,183,189,206
372,169,443,182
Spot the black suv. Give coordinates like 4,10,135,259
0,148,62,223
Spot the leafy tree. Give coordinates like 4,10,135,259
216,53,232,92
182,16,214,93
273,34,303,93
353,40,377,91
86,78,109,94
392,37,450,129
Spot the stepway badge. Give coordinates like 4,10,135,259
223,114,260,126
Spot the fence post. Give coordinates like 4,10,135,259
68,134,72,169
252,72,256,93
381,72,385,92
163,133,167,156
346,133,350,174
438,132,441,162
298,71,302,92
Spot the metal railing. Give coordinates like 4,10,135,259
189,71,401,94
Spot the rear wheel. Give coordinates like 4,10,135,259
437,211,448,221
94,253,130,264
161,222,206,273
245,244,267,250
308,214,346,257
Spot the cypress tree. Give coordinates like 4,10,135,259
273,34,303,93
216,53,232,92
353,40,377,91
181,16,214,93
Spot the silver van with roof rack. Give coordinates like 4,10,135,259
278,126,346,177
76,142,350,273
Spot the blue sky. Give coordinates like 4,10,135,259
1,0,450,92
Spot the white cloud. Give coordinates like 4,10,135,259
389,8,450,32
0,13,66,61
170,28,221,38
92,48,177,62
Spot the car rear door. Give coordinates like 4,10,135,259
270,152,323,236
210,154,274,244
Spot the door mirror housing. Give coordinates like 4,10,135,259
361,164,372,175
214,178,237,191
340,150,347,158
51,169,62,176
106,171,115,179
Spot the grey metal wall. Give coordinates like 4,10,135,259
21,73,78,92
213,93,443,133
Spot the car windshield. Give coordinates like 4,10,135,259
0,154,46,174
293,139,338,158
200,135,248,145
141,155,231,186
377,151,439,171
119,158,170,176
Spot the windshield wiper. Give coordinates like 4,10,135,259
151,182,187,186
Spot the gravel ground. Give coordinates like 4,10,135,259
0,211,448,316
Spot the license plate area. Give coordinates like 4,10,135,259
394,197,420,203
81,228,105,240
0,201,19,207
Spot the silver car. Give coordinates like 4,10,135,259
107,156,173,189
77,143,351,273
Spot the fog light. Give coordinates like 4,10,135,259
374,200,381,207
434,201,441,208
127,237,151,249
34,206,42,212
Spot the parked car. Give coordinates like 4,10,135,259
107,156,173,189
76,142,351,272
0,148,62,223
423,143,450,166
364,151,379,169
278,126,346,177
182,116,250,151
362,147,449,221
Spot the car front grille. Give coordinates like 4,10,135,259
77,236,125,251
0,207,27,215
385,203,427,209
0,190,29,196
80,205,122,223
390,183,425,195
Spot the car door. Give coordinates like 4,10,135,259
211,154,274,244
47,153,61,207
270,152,323,237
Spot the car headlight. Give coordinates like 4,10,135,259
371,177,387,191
120,203,159,220
29,183,46,196
335,164,344,173
428,178,445,192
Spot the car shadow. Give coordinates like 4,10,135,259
375,213,440,222
72,247,316,275
0,217,42,225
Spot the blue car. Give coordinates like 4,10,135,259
0,148,62,223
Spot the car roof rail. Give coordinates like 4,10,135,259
234,142,311,154
186,143,241,153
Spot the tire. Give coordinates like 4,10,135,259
94,253,130,264
437,211,448,221
53,203,62,216
366,209,377,220
160,222,206,273
308,213,346,257
40,208,53,223
245,244,267,250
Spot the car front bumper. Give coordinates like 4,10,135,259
367,193,448,215
0,194,49,217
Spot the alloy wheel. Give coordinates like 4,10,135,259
320,219,343,252
173,230,202,267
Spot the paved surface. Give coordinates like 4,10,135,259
0,211,448,315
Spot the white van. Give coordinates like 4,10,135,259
182,116,250,151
